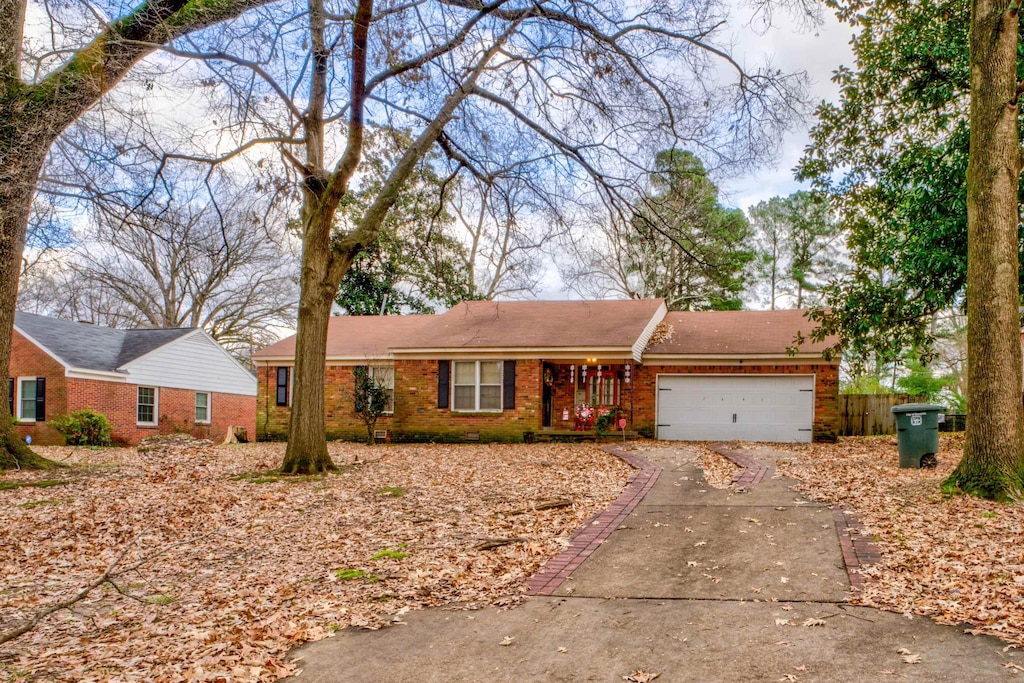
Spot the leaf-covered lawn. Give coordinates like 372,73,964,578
0,441,630,682
774,434,1024,647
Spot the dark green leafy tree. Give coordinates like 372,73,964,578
747,191,844,309
571,150,755,310
797,0,978,362
335,133,472,315
801,0,1024,498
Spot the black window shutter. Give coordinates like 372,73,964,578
437,360,450,409
7,378,12,416
354,366,367,411
503,360,516,410
35,377,45,422
276,367,289,406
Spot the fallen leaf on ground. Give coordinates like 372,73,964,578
0,442,629,682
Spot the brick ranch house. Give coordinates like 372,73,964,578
253,299,839,443
10,312,257,445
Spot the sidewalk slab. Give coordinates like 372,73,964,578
552,451,847,601
284,444,1019,682
288,596,1020,682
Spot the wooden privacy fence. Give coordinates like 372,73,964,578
839,394,927,436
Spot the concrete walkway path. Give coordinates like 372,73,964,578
286,445,1022,682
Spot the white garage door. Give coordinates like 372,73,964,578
656,375,815,443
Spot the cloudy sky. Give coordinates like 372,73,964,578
719,5,856,210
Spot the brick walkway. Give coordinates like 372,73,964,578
708,443,769,486
832,506,881,591
525,443,881,596
710,442,881,592
524,445,661,596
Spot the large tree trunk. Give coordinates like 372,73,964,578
0,0,278,470
0,109,60,470
281,211,347,474
945,0,1024,500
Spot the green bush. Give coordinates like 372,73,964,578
49,409,113,446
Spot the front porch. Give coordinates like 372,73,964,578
540,359,638,432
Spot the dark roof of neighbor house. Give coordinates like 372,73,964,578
14,311,195,373
391,299,665,350
253,314,436,359
644,309,835,356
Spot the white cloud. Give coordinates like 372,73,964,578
719,5,856,210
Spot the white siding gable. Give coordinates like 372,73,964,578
121,331,257,396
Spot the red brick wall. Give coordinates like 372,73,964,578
393,359,542,442
10,330,68,445
9,329,254,446
631,362,840,441
64,378,255,445
255,365,396,442
257,360,542,443
255,358,839,444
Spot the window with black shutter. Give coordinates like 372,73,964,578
35,377,45,422
276,367,290,406
437,360,450,409
503,360,516,410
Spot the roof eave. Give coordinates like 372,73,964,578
641,352,836,364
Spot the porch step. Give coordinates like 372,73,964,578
529,429,640,443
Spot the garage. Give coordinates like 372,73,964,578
656,374,815,443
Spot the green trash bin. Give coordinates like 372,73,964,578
891,403,944,468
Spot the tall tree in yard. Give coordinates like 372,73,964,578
567,150,755,310
946,0,1024,499
0,0,275,469
178,0,809,473
799,0,1024,498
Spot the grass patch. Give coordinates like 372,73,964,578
372,547,409,561
231,470,281,484
376,486,405,497
19,497,68,509
232,470,328,485
334,568,381,582
0,479,69,491
145,594,177,605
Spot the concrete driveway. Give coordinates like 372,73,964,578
286,445,1021,682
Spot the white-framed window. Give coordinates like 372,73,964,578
195,392,211,423
452,361,502,412
17,377,37,422
368,366,395,414
589,375,619,406
137,386,158,426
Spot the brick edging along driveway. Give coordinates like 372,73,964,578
524,445,661,596
709,442,881,593
524,443,880,596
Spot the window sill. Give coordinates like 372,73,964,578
450,410,504,416
136,423,158,428
15,420,36,425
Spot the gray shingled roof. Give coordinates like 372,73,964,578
14,312,195,373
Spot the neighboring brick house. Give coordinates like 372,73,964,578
10,312,257,445
253,300,839,443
